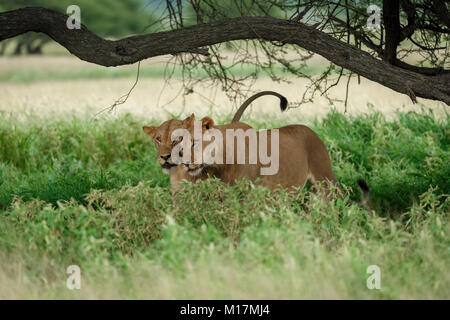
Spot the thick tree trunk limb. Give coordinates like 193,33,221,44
1,7,449,105
383,0,401,64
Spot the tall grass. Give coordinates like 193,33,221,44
0,114,169,207
0,110,448,299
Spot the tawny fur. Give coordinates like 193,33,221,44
142,92,368,203
143,91,287,193
179,118,348,201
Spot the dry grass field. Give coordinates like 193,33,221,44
1,56,446,123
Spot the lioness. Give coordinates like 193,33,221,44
142,91,287,174
143,91,368,203
174,115,369,204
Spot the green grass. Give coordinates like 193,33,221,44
0,110,448,299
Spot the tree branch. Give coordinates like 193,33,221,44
431,0,450,29
1,7,449,105
383,0,401,64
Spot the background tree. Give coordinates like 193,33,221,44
0,0,448,105
0,0,157,55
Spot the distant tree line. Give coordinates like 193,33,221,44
0,0,156,55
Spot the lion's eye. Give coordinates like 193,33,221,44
155,137,161,144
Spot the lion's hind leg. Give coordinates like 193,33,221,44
307,174,345,202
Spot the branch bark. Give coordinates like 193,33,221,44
383,0,401,64
1,7,449,105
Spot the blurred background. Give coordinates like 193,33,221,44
1,0,446,123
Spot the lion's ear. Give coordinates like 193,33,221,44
142,126,156,138
201,117,214,131
183,113,195,127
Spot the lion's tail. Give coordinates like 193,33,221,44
231,91,288,123
356,179,370,206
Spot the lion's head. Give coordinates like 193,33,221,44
142,114,195,174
